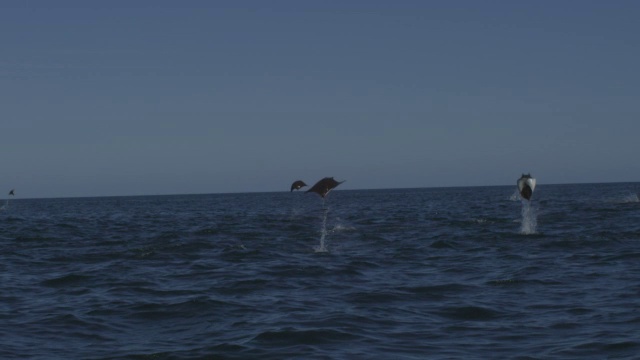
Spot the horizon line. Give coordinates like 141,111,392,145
6,180,639,201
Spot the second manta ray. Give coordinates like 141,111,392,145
517,174,536,201
306,177,344,198
290,180,307,192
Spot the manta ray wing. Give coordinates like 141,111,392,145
306,177,344,198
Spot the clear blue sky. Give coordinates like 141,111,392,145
2,1,639,198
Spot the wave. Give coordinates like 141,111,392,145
4,185,640,359
252,328,361,345
40,274,93,288
439,305,504,321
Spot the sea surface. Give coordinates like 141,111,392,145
1,183,640,359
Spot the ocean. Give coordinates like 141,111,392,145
1,182,639,359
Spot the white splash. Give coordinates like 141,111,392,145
620,193,639,203
509,189,520,201
603,192,640,204
332,223,356,232
520,200,537,235
314,205,329,253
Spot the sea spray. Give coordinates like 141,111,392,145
509,190,520,202
620,193,639,203
314,204,329,253
520,200,537,234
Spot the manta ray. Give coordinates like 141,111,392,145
306,177,344,198
290,180,307,192
8,189,14,196
517,174,536,201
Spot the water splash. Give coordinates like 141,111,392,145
619,193,639,203
314,203,329,253
332,223,356,232
520,200,537,235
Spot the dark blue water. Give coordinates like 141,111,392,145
2,183,640,359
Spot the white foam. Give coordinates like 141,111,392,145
520,201,537,235
315,206,329,253
332,224,356,232
619,193,639,203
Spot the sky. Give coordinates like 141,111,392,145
2,0,639,198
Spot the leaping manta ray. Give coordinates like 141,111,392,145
290,180,307,192
2,189,14,210
517,174,536,201
306,177,344,198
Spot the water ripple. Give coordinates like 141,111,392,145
1,184,640,358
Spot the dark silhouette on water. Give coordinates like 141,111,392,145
9,189,14,196
290,180,307,192
517,174,536,201
306,177,344,198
